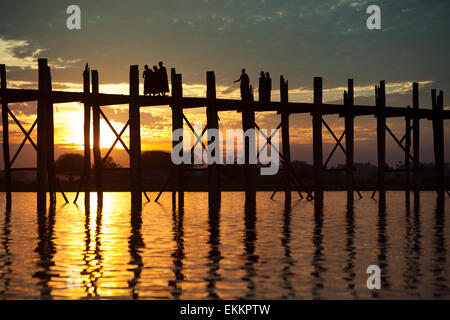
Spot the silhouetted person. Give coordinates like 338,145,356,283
151,65,159,96
258,71,266,102
265,72,271,102
158,61,169,96
142,65,152,96
234,68,250,100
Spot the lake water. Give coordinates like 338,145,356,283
0,191,448,299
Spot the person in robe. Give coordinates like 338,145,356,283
158,61,169,96
151,65,159,96
259,71,266,103
234,68,250,100
142,65,152,95
265,72,272,102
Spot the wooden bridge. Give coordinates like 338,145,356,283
1,59,449,211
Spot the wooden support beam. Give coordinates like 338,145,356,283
206,71,221,207
1,65,11,209
345,79,354,203
405,106,411,197
46,66,56,204
280,76,291,204
376,81,386,206
92,70,102,204
37,59,50,211
129,65,142,210
83,66,91,204
412,83,420,201
432,89,445,199
171,68,184,206
313,77,323,207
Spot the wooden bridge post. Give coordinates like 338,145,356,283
242,82,256,207
376,81,386,206
1,65,11,209
412,83,420,201
37,59,50,210
129,65,142,210
92,70,102,204
405,106,411,198
432,89,445,199
46,65,56,205
345,79,354,203
280,76,291,205
206,71,221,207
313,77,323,207
83,67,91,204
171,68,184,206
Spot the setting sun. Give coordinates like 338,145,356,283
54,103,129,151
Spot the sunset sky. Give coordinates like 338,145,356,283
1,0,449,168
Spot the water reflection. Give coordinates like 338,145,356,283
0,209,11,296
343,204,357,299
33,205,57,299
311,204,325,299
205,205,223,299
372,204,390,297
0,192,449,299
403,197,421,295
432,197,447,297
169,205,185,299
280,203,295,298
241,201,259,299
81,202,104,298
128,208,144,299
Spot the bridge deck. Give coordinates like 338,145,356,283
1,88,448,119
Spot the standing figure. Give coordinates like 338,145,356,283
142,65,152,95
151,65,159,96
258,71,266,103
234,68,250,100
158,61,169,96
265,72,272,102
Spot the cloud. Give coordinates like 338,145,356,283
0,37,80,69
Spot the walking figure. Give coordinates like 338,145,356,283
234,68,250,100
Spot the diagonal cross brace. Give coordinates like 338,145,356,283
322,118,363,198
183,114,208,151
255,122,282,160
386,125,413,162
322,119,346,154
323,130,346,169
8,108,37,150
99,108,130,153
10,118,37,166
6,108,67,202
101,120,130,167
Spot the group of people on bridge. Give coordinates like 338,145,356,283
234,69,272,103
143,61,169,96
143,65,273,102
